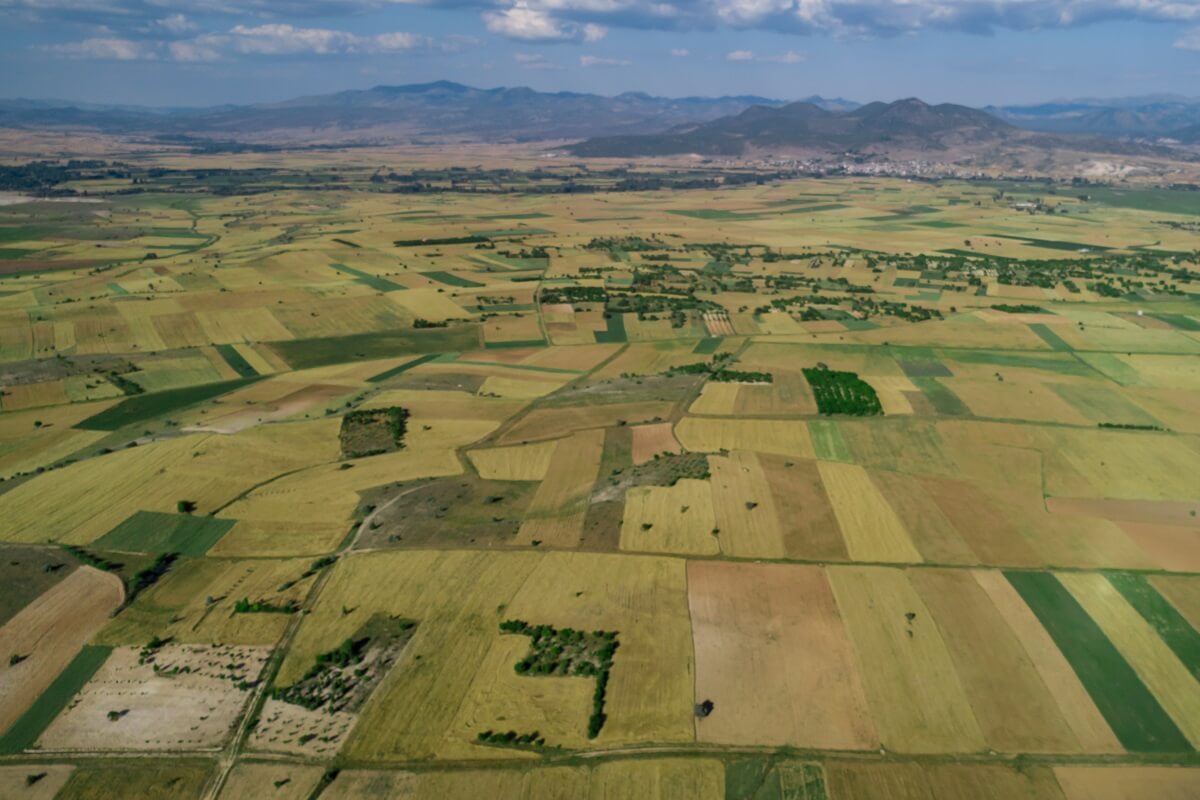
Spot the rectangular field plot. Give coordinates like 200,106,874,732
94,511,235,556
689,561,877,749
828,566,984,753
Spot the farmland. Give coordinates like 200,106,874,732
0,143,1198,798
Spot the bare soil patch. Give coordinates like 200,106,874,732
631,422,683,466
36,643,267,751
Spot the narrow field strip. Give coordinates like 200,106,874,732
1005,571,1192,753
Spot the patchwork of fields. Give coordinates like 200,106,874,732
1,159,1198,798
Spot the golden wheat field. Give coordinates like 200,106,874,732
0,150,1198,798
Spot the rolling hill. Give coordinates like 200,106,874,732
0,82,825,143
567,98,1016,157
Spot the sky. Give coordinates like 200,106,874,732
2,1,1200,107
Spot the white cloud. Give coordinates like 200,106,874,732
226,24,422,55
482,2,609,41
484,2,575,40
44,23,431,62
468,0,1200,41
670,47,689,56
1176,27,1200,50
580,54,630,66
12,0,1200,41
725,47,805,63
45,37,154,60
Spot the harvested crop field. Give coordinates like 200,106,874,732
630,422,683,465
828,566,985,753
0,566,123,739
1053,765,1200,800
217,763,325,800
0,764,75,800
688,561,877,749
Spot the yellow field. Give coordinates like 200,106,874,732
688,382,740,415
97,557,312,646
516,429,605,547
275,549,693,761
819,462,922,563
468,439,558,481
674,417,815,458
829,566,985,753
619,479,719,556
708,451,786,558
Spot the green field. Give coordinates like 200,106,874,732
333,263,406,292
94,511,236,556
1006,571,1192,753
74,377,263,431
420,270,485,288
270,325,482,369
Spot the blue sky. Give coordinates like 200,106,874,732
2,1,1199,106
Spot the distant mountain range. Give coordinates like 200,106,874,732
569,98,1016,157
985,95,1200,137
1,83,1197,156
0,82,855,143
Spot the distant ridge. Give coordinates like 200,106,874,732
568,97,1014,156
985,95,1200,137
0,83,857,143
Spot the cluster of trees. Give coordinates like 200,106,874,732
233,597,299,614
540,285,607,305
341,406,410,453
273,636,371,712
393,234,490,247
497,246,548,260
477,729,546,748
0,159,116,193
138,635,171,665
991,304,1045,314
500,619,619,739
126,553,178,606
803,367,883,416
1099,422,1166,431
63,545,122,573
711,369,773,384
583,235,662,253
